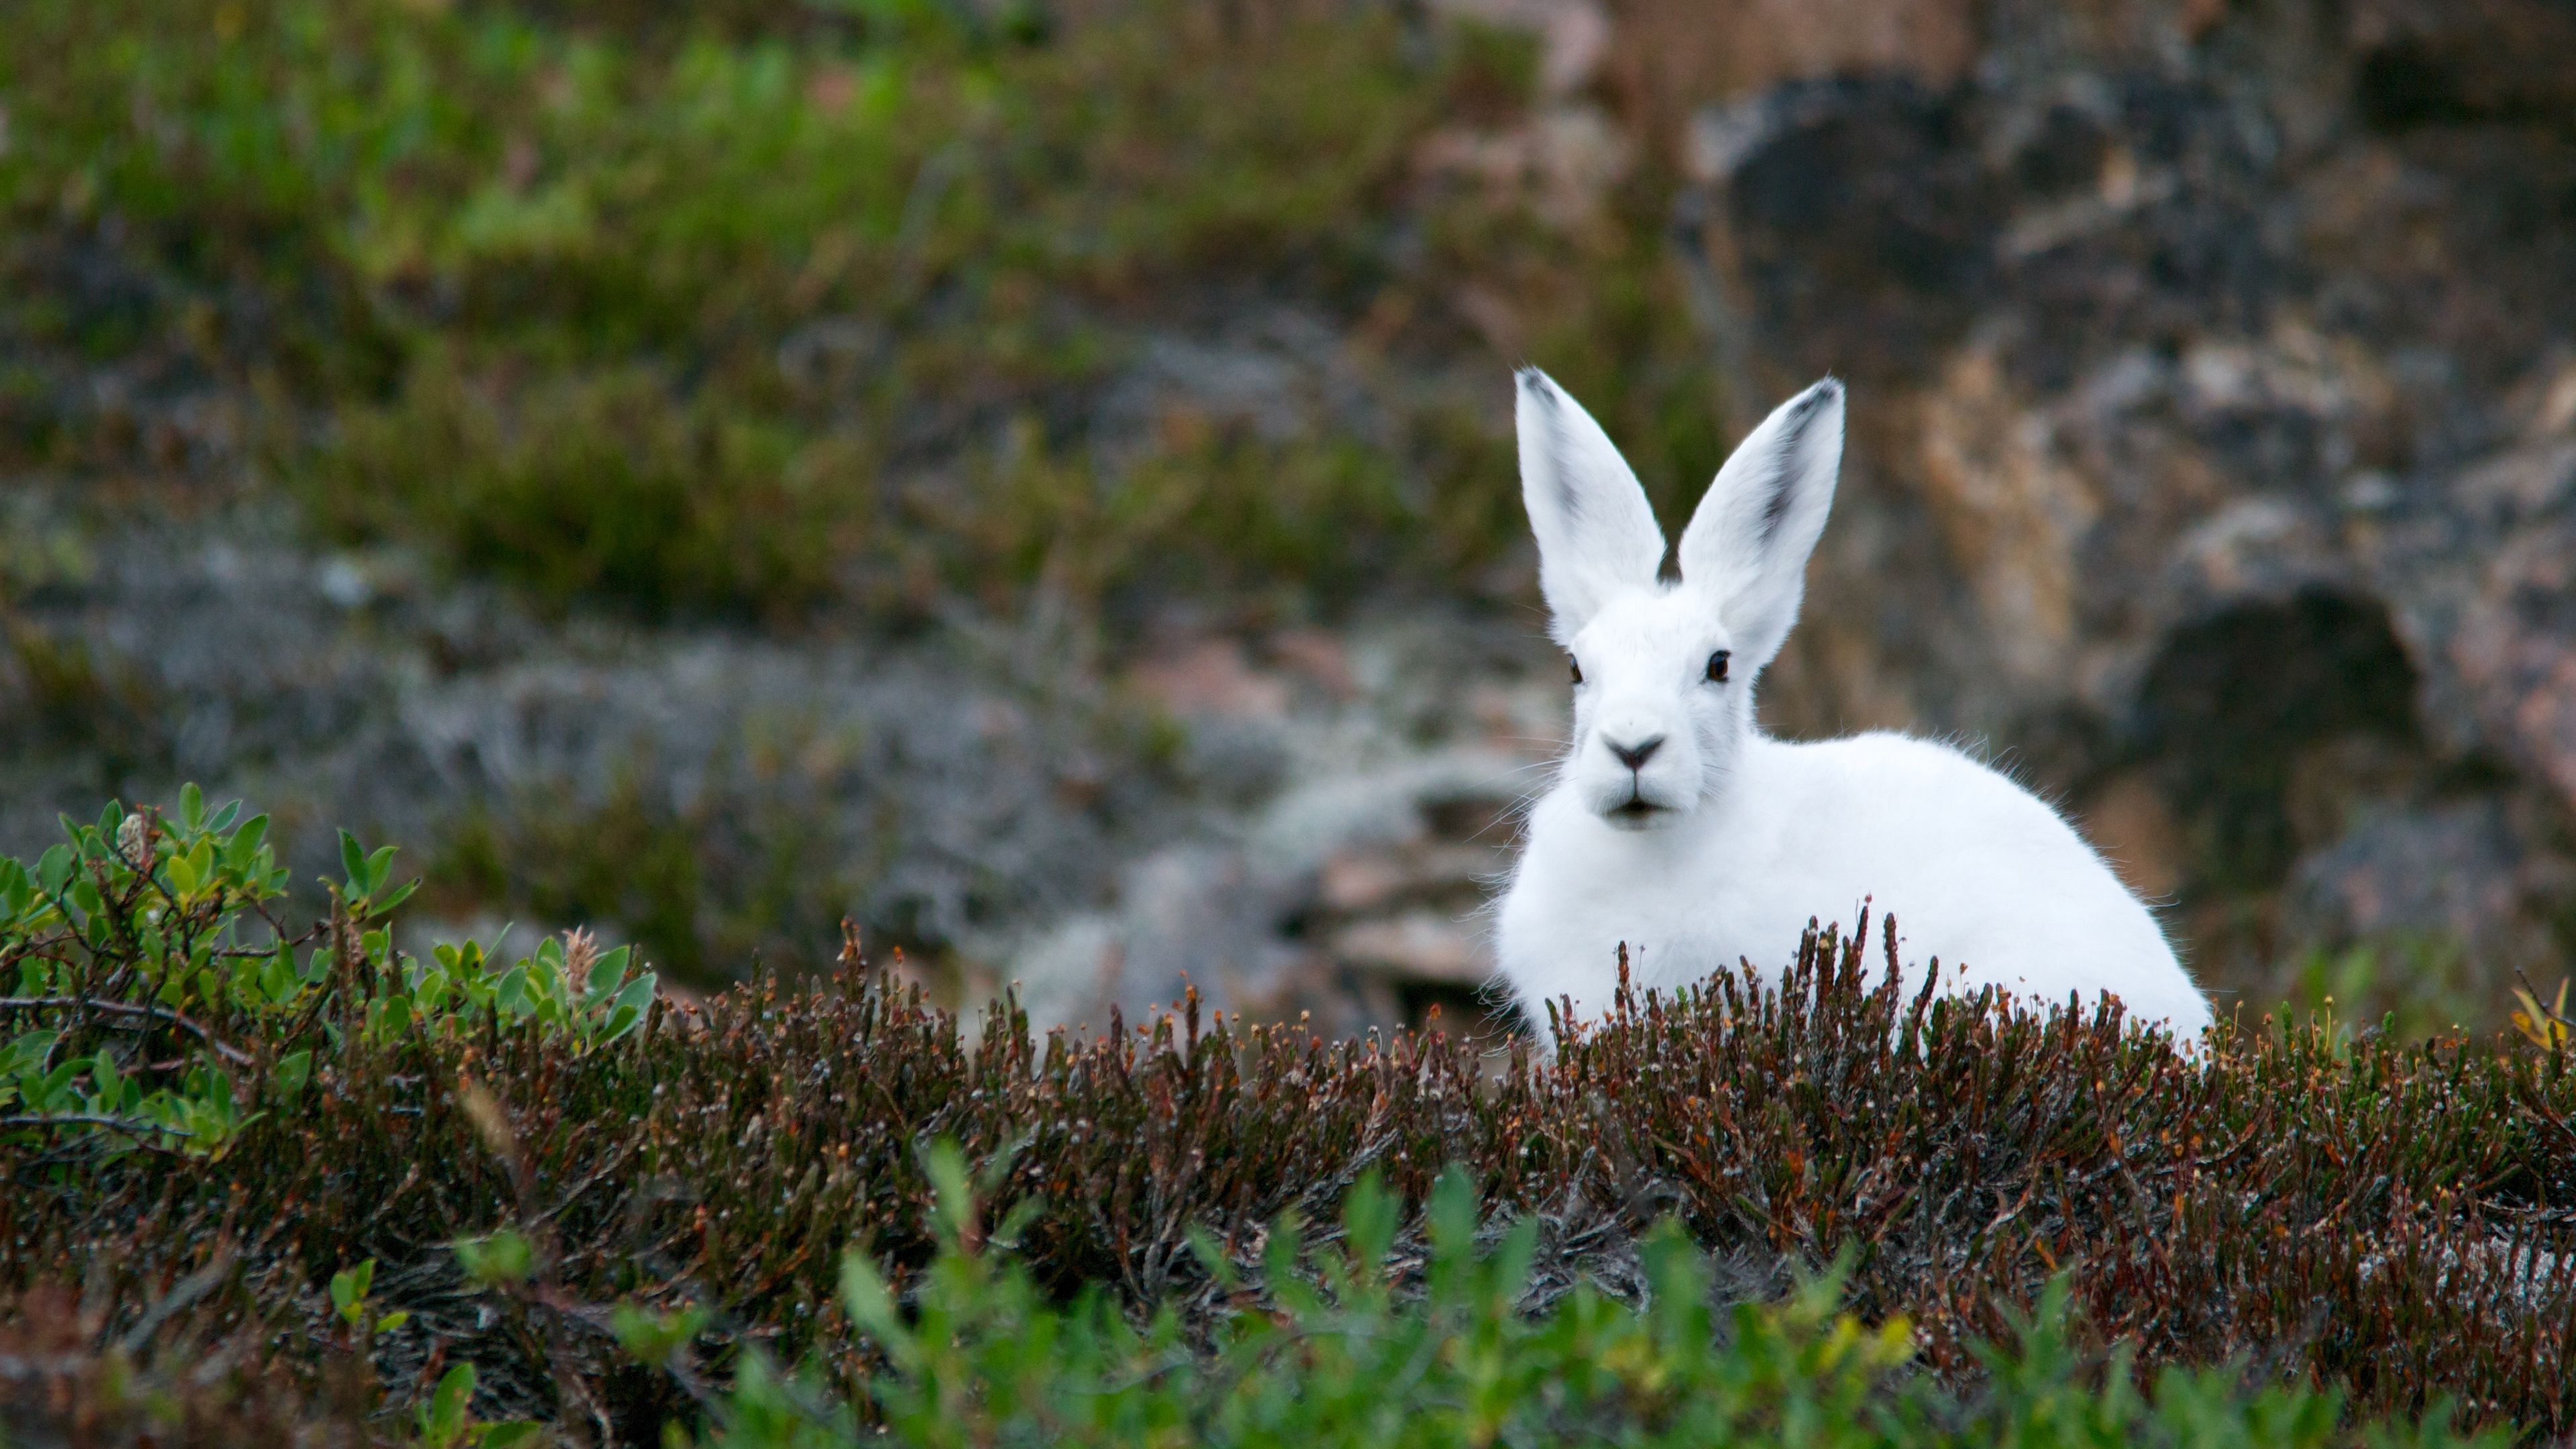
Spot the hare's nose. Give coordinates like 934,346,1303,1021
1605,735,1664,772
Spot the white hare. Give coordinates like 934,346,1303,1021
1493,368,2212,1046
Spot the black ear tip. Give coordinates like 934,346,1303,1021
1776,376,1844,427
1515,365,1554,394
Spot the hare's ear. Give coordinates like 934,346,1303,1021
1516,368,1665,645
1674,378,1843,670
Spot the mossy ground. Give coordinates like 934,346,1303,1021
0,0,1724,627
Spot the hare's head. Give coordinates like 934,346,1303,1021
1516,368,1844,830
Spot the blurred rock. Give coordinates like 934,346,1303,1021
1672,0,2576,985
1623,0,1981,111
0,500,1165,987
1331,911,1489,984
1000,614,1551,1039
2284,799,2536,964
1126,637,1292,720
1318,841,1497,914
2078,769,2184,901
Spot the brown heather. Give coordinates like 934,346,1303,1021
5,916,2575,1442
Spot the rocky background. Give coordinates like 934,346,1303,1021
3,0,2572,1042
1670,0,2576,1030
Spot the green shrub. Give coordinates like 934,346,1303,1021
0,787,651,1168
322,355,843,619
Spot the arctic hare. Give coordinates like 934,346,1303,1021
1494,368,2212,1045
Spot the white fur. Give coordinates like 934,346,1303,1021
1495,369,2213,1046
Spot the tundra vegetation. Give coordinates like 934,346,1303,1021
1,792,2571,1443
7,0,2576,1444
0,0,1723,623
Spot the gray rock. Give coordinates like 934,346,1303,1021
0,498,1165,983
1673,1,2576,985
2285,799,2530,961
996,614,1554,1036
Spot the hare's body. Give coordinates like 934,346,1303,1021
1499,731,2210,1036
1493,368,2211,1046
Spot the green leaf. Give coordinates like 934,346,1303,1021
376,1309,410,1335
495,963,533,1018
423,1362,476,1444
164,848,201,898
481,1424,543,1448
1186,1224,1242,1292
260,949,295,1004
369,877,421,916
1261,1211,1304,1295
611,1299,711,1366
225,814,270,871
991,1191,1045,1251
1427,1161,1479,1264
36,845,72,897
837,1251,912,1354
922,1137,974,1248
1642,1219,1711,1346
527,943,561,999
274,1049,313,1102
454,1229,536,1287
0,1030,58,1077
36,1060,83,1110
1491,1214,1540,1305
1344,1169,1399,1278
330,1259,374,1320
179,782,205,832
585,945,634,1006
602,973,657,1043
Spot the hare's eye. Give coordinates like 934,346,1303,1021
1569,656,1585,686
1705,650,1731,684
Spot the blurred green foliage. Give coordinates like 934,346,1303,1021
0,0,1727,624
2280,936,2491,1051
704,1154,2499,1449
